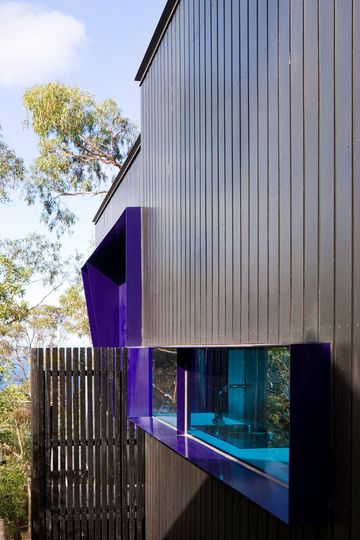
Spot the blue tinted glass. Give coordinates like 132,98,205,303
152,348,177,427
188,347,290,484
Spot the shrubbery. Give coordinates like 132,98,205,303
0,383,30,537
0,461,28,536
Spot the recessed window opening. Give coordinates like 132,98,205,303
188,347,290,484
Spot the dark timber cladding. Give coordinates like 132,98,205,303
93,0,360,538
93,134,141,224
144,433,292,540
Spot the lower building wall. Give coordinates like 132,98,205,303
144,434,329,540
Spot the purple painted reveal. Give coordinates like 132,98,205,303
125,208,142,345
119,284,126,348
127,348,152,418
130,416,289,523
81,207,142,347
87,264,120,347
82,265,97,344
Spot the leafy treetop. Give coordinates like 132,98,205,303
0,304,69,385
0,125,24,203
59,279,91,340
23,82,139,234
0,234,78,334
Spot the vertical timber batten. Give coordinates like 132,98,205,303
30,347,145,539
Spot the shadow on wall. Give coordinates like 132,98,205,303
146,359,359,540
155,472,329,540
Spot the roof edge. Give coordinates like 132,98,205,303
135,0,180,84
93,135,141,224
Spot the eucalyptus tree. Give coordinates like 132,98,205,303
0,234,64,334
59,278,91,340
23,82,138,233
0,125,24,203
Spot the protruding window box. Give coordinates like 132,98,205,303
130,342,331,525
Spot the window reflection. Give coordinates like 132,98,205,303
188,347,290,484
152,348,177,427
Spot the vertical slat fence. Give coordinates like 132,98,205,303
31,347,145,539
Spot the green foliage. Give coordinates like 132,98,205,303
266,347,290,446
0,383,31,462
0,234,84,384
0,234,65,335
0,305,68,384
59,280,90,339
0,462,28,534
0,125,25,204
23,82,139,233
0,384,30,534
0,234,63,286
0,255,30,331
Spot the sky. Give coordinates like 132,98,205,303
0,0,167,307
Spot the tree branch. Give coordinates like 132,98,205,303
16,426,23,459
56,190,108,198
153,384,176,403
27,281,64,313
78,135,122,168
59,145,116,166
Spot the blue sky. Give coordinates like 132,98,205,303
0,0,166,258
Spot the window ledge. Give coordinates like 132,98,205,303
129,416,289,523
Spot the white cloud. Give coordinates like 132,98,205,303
0,2,86,87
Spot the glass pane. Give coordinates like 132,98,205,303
188,347,290,484
152,347,177,427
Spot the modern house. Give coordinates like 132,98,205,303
82,0,360,538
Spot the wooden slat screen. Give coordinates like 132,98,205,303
31,347,144,540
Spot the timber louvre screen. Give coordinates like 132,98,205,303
31,347,145,540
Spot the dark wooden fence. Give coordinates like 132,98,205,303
31,347,144,540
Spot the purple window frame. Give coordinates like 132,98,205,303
130,342,331,525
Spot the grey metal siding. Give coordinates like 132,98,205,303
96,0,360,537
